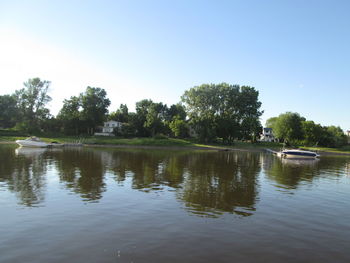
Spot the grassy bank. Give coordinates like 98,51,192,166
0,134,283,150
2,134,350,155
300,145,350,155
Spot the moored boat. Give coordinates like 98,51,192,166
15,137,49,148
277,149,320,159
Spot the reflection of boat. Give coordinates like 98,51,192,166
281,157,319,166
16,137,49,148
15,147,47,156
277,149,320,159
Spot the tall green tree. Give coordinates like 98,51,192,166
15,78,52,132
181,83,262,143
80,87,110,134
322,126,347,147
0,95,18,128
135,99,154,137
235,86,263,141
182,83,225,142
265,117,278,129
169,116,188,138
266,112,305,144
109,104,129,123
167,103,186,121
57,96,82,135
301,120,323,146
166,103,188,137
144,102,168,137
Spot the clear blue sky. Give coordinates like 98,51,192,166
0,0,349,130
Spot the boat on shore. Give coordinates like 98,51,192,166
277,149,320,159
16,137,49,148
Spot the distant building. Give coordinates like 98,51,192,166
94,121,122,136
260,128,278,142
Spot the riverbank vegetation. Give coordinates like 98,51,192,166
0,78,348,150
3,131,350,154
0,131,283,151
266,112,348,148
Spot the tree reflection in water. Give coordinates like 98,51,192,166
262,154,350,189
0,145,47,207
54,148,106,202
3,144,350,219
177,151,261,217
0,146,261,216
102,149,261,217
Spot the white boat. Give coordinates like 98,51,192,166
15,137,49,148
277,149,320,159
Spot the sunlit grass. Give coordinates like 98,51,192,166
2,134,349,154
300,146,350,154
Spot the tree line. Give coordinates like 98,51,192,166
0,78,263,143
0,78,348,147
266,112,347,147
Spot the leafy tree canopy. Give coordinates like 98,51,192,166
15,78,52,131
181,83,262,143
80,87,111,134
0,94,18,128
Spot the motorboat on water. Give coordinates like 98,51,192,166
16,137,49,148
277,149,320,159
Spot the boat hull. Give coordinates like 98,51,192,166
277,150,319,159
15,140,49,148
282,154,318,159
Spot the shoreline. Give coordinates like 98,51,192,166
3,140,350,156
83,143,265,152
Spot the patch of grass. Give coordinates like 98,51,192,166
0,136,26,142
83,136,195,147
0,134,283,149
300,146,350,154
2,133,349,154
191,140,283,151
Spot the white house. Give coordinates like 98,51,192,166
260,128,278,142
94,121,122,136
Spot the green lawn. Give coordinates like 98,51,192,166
2,134,349,154
0,134,281,149
0,135,196,147
300,145,350,154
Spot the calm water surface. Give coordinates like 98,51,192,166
0,144,349,262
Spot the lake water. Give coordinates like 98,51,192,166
0,144,349,263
